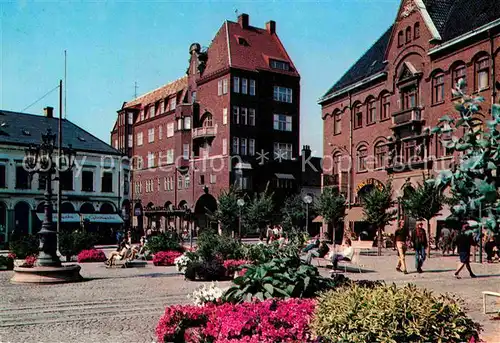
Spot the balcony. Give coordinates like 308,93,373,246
192,125,217,139
392,107,423,127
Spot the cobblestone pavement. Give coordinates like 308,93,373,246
0,252,499,343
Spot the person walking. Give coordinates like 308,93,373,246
454,225,476,279
394,220,408,274
440,226,451,255
413,222,427,273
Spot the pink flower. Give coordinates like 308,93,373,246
7,252,16,260
223,259,251,271
153,251,183,266
77,249,107,263
23,255,37,267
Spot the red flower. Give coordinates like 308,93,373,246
153,251,183,266
77,249,107,263
7,252,16,260
23,255,37,267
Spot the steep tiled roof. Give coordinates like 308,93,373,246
123,76,188,109
321,0,500,100
0,110,120,155
202,23,231,77
321,26,392,98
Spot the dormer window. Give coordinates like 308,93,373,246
270,59,290,71
237,37,249,46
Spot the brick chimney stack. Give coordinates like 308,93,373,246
238,13,249,29
266,20,276,34
44,106,54,118
302,145,311,159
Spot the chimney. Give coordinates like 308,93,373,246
238,13,249,29
44,106,54,118
266,20,276,34
302,145,311,159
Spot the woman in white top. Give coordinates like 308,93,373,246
331,238,354,270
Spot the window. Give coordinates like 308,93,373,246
402,87,417,110
273,114,292,131
241,107,248,125
452,64,467,93
191,91,196,103
233,106,240,124
218,80,222,96
163,177,167,191
249,139,255,156
124,173,129,195
60,170,73,191
222,79,228,94
404,141,416,163
273,86,292,103
114,139,118,149
81,170,93,192
433,73,445,103
128,134,133,147
183,144,190,160
0,165,5,188
367,98,376,124
158,126,163,140
405,27,411,43
37,174,46,190
273,142,293,160
148,128,155,143
134,132,141,146
270,59,290,71
147,152,155,168
375,143,386,169
248,108,255,126
381,94,390,120
127,112,133,124
241,78,248,94
222,138,228,155
333,112,341,135
170,97,176,110
185,174,190,188
166,149,174,164
101,172,113,192
223,108,228,125
16,166,30,189
354,103,363,128
249,79,256,95
398,31,403,47
476,57,489,90
357,146,368,172
140,109,145,121
210,174,217,184
414,22,420,39
177,118,183,131
233,77,240,93
184,117,191,130
241,138,247,155
178,175,183,189
203,114,213,127
167,123,174,137
232,137,239,154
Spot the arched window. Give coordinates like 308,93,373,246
367,98,377,124
332,152,342,184
476,56,490,91
405,27,412,43
432,72,445,103
354,103,363,128
414,22,420,39
398,31,404,47
357,145,368,172
202,113,213,127
333,110,341,135
452,63,467,93
374,142,387,169
380,93,391,120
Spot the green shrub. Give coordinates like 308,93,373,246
223,257,337,303
59,231,97,260
0,255,14,270
197,259,226,281
146,232,183,254
312,284,481,343
196,230,244,261
243,240,301,264
9,234,39,259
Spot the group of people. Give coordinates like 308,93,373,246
302,234,354,271
106,232,147,267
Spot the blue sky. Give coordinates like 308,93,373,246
0,0,399,157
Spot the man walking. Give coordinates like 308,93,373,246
394,220,408,274
413,222,427,273
454,225,476,279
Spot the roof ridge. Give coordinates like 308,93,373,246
127,75,187,104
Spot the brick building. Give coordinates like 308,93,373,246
319,0,500,241
111,14,305,233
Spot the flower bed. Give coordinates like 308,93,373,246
23,255,37,267
223,259,250,275
153,250,183,266
156,298,316,343
77,249,107,263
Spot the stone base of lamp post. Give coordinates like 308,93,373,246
11,264,82,284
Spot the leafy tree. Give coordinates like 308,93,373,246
361,181,397,256
314,187,346,244
244,189,274,237
401,175,446,257
281,194,307,232
210,188,241,235
432,80,500,237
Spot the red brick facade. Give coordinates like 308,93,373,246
320,0,500,239
111,14,300,231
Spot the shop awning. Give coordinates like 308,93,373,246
235,162,252,170
81,214,124,224
275,173,295,180
313,215,324,223
36,213,81,223
345,206,364,222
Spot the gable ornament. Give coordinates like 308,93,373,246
400,0,417,19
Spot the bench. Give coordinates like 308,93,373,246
482,291,500,314
316,240,373,273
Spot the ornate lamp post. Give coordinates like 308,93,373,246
237,198,245,240
303,195,313,234
24,128,75,267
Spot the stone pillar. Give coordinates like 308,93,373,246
6,209,14,243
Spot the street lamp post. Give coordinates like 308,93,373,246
24,128,75,267
303,195,313,234
237,199,245,240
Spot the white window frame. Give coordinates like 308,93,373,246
114,139,118,149
140,110,145,121
273,86,293,103
273,142,293,160
233,76,240,93
183,144,190,160
249,79,256,95
241,78,248,94
248,108,255,126
241,138,247,155
137,132,143,146
232,137,239,154
233,106,240,124
222,79,228,94
148,128,155,143
223,108,228,125
177,118,183,131
222,138,227,155
127,112,133,124
184,174,190,188
167,123,174,137
218,80,222,96
210,174,216,184
184,117,191,130
273,114,292,131
249,139,255,156
241,107,248,125
128,134,133,147
166,149,174,165
170,97,176,110
158,126,163,140
149,106,155,119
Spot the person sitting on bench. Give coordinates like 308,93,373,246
331,239,354,270
106,240,130,266
302,236,320,253
304,241,330,264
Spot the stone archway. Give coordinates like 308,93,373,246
100,202,115,214
61,202,76,213
14,201,31,235
0,202,7,247
194,192,217,231
133,202,143,232
80,203,95,214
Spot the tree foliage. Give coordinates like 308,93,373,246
314,187,346,241
244,189,274,235
432,80,500,235
210,187,241,234
281,194,307,232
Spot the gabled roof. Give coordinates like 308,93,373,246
123,76,188,109
320,0,500,102
0,110,121,155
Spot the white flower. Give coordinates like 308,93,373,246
188,282,227,306
174,254,193,273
